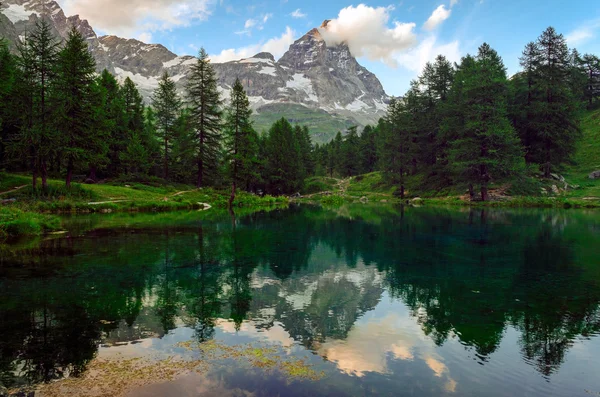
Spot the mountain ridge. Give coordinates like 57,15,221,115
0,0,390,140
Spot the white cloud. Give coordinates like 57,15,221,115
566,20,600,46
263,13,273,23
137,32,153,43
290,9,306,18
210,27,296,63
58,0,213,38
319,4,417,67
423,5,451,31
244,19,256,29
450,0,459,6
395,35,461,72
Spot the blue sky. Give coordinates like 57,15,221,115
59,0,600,96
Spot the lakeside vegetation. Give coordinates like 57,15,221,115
1,23,600,239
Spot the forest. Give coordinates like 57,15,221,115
0,23,599,202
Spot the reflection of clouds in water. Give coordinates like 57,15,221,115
216,319,296,348
317,312,458,392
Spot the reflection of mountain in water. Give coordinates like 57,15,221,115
0,205,599,389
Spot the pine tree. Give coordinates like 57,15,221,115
379,98,415,199
447,44,524,201
511,41,542,164
223,78,258,206
186,48,222,187
531,27,581,177
580,54,600,108
0,39,16,167
53,27,98,187
265,118,303,194
170,109,196,183
295,125,314,177
97,69,127,178
341,126,360,177
359,125,377,174
11,21,60,189
152,71,181,180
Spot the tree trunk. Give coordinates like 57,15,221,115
544,162,551,179
481,184,488,202
197,159,203,188
469,183,475,201
229,182,236,208
164,137,168,180
41,160,48,190
400,184,405,200
66,156,74,188
89,166,97,182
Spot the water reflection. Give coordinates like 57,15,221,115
0,205,599,395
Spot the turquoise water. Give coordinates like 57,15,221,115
1,205,599,396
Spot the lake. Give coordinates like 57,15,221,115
1,204,599,396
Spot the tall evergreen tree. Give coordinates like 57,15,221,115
532,27,581,177
359,125,378,174
380,98,415,199
0,39,16,167
152,71,181,180
97,69,126,178
186,48,222,187
265,118,303,194
53,27,98,187
223,78,258,206
11,21,60,189
446,44,524,201
341,126,360,177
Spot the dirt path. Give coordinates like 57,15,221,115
0,185,27,196
172,189,198,197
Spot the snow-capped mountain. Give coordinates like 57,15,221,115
0,1,390,136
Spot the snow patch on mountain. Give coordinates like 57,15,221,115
3,4,36,23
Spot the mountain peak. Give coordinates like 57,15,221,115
320,20,331,29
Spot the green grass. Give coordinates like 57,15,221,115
252,103,356,143
301,176,339,194
564,108,600,198
0,207,61,239
0,173,288,215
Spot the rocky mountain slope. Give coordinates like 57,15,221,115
0,1,389,141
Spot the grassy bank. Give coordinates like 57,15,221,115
0,173,288,238
0,207,61,239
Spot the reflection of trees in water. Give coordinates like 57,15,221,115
1,206,600,388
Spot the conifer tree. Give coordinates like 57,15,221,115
447,44,524,201
265,118,303,194
170,109,196,183
53,27,98,187
531,27,581,177
379,98,415,199
224,78,258,206
186,48,222,187
359,125,378,174
0,39,16,166
152,71,181,180
11,21,60,189
341,126,360,177
97,69,126,177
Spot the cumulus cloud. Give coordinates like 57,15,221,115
290,9,306,18
395,35,461,72
210,27,296,63
318,4,417,67
423,5,451,31
244,19,256,29
58,0,213,37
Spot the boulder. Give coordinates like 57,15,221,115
589,170,600,180
551,185,560,194
360,196,368,203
